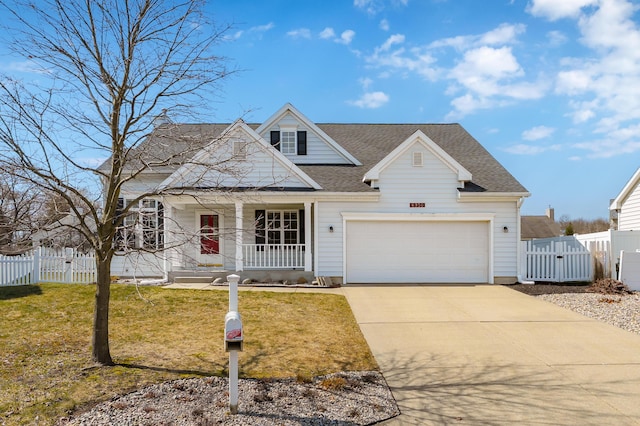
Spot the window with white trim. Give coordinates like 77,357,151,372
266,210,298,245
115,198,164,251
280,131,296,154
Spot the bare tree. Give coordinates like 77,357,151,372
0,168,44,254
0,0,234,365
558,215,609,235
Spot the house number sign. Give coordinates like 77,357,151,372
409,202,426,208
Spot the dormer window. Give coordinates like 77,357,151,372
270,129,307,155
281,130,296,154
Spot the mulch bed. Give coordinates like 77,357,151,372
504,278,634,296
505,283,590,296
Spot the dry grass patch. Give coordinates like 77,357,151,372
0,283,376,425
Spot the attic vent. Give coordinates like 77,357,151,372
233,141,247,159
412,152,423,167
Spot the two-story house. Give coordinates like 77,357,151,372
109,103,529,285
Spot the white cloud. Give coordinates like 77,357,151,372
354,0,383,15
522,125,555,140
364,22,546,118
354,0,407,15
547,30,568,46
429,23,525,51
479,23,526,45
319,27,356,45
550,0,640,150
1,60,49,74
250,22,275,33
287,28,312,39
573,138,640,158
338,30,356,45
319,27,336,39
359,77,374,90
378,34,405,52
526,0,598,21
379,19,390,31
503,143,562,155
348,91,390,108
366,34,439,81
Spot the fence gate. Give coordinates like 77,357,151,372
521,240,593,283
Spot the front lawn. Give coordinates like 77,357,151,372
0,283,376,425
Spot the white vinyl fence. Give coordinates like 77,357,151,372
575,230,640,280
0,248,96,286
521,239,593,282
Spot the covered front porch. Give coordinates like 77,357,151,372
163,196,315,276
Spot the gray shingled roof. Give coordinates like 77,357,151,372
114,122,527,194
521,215,562,240
304,123,527,193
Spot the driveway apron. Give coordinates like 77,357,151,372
341,284,640,425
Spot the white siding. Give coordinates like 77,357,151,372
316,141,520,281
167,205,235,270
260,112,351,164
171,138,309,189
111,252,164,278
619,181,640,230
120,174,169,194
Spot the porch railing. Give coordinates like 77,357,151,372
242,244,305,269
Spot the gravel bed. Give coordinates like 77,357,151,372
57,371,399,426
536,292,640,335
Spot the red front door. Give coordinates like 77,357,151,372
200,214,219,254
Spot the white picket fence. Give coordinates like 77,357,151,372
521,239,593,282
0,248,96,286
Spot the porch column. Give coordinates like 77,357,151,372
162,201,171,280
235,202,243,272
304,201,312,272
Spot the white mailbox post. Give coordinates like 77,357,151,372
225,274,243,414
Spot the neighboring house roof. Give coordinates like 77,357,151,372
103,115,528,195
521,215,562,240
610,167,640,210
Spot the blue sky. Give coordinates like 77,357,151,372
1,0,638,221
208,0,640,220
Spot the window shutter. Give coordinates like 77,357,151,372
299,209,305,245
270,131,280,150
157,202,164,248
115,197,124,225
297,131,307,155
255,210,266,248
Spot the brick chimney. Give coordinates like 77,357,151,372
546,207,554,221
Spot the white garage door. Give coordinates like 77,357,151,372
345,220,489,283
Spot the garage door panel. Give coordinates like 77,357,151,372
346,221,488,283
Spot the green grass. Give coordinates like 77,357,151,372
0,283,377,425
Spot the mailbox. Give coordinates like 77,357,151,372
224,311,243,352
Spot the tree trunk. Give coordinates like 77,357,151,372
92,254,113,365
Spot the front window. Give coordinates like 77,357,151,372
266,210,298,244
115,198,164,251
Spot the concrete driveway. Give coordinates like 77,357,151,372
341,284,640,425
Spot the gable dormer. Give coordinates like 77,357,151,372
363,130,472,189
256,103,361,166
159,120,321,191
